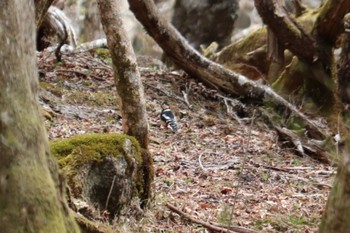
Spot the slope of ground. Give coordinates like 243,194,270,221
37,50,335,232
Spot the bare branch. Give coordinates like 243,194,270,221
254,0,318,63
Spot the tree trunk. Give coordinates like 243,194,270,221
0,1,79,232
319,142,350,232
319,13,350,231
254,0,318,64
314,0,350,46
84,0,104,41
256,0,346,126
34,0,55,28
97,0,153,204
338,13,350,104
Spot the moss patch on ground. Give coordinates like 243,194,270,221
40,81,64,97
65,90,117,107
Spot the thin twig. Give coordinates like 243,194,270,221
198,152,205,170
336,112,341,156
166,203,258,233
230,110,256,225
105,175,116,210
215,94,243,125
143,82,190,106
182,90,192,108
223,98,232,114
249,161,290,172
305,170,336,176
182,82,193,109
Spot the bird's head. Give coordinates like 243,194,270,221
161,101,170,109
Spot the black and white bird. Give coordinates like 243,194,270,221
160,102,178,133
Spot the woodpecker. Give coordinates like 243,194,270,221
160,102,178,133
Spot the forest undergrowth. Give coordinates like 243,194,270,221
37,49,335,232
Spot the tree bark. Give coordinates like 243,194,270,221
338,13,350,104
34,0,55,28
97,0,153,204
84,0,104,41
266,27,284,83
254,0,318,64
319,142,350,232
0,1,79,232
314,0,350,46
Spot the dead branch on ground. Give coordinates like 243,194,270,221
275,126,331,163
166,203,258,233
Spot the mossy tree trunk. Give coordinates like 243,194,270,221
96,0,154,205
0,1,79,233
319,13,350,233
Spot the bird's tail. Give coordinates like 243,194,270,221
167,121,178,133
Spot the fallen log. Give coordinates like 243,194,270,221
128,0,332,143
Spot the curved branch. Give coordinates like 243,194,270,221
254,0,318,63
128,0,330,140
128,0,264,97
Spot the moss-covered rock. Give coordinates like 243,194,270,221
51,133,143,217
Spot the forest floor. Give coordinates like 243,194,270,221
37,50,335,233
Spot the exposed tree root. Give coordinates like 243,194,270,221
72,211,114,233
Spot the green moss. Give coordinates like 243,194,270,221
272,57,335,114
254,214,315,232
51,133,142,164
217,203,232,226
286,117,305,133
65,90,116,107
92,48,112,64
39,81,64,97
216,27,267,66
0,162,80,233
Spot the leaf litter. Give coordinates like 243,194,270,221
37,49,335,232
